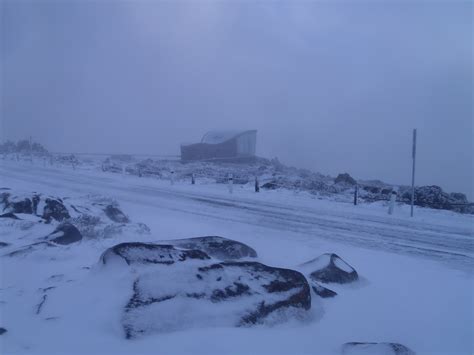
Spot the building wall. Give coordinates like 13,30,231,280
181,140,237,161
181,130,256,161
236,131,256,156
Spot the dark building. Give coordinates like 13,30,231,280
181,130,257,161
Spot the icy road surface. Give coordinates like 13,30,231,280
1,160,472,271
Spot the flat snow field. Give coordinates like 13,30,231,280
0,160,473,355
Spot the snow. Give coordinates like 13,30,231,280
0,159,473,354
333,257,353,273
299,254,332,271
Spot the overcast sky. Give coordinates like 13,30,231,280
1,0,472,198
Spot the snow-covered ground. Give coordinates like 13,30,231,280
0,159,473,355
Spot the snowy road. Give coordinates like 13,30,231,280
1,161,473,271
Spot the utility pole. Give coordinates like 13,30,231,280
410,129,417,217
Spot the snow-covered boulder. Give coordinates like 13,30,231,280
310,280,337,298
100,242,210,266
341,342,415,355
0,188,149,241
6,223,83,256
1,192,33,214
104,205,129,224
160,236,258,260
1,191,70,222
45,223,83,245
300,253,359,284
122,260,311,338
43,198,70,222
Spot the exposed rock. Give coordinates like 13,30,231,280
301,253,358,284
261,182,279,190
0,327,6,335
0,212,20,219
100,242,210,266
311,281,337,298
42,198,70,222
104,205,129,223
122,260,311,338
5,197,33,214
342,342,415,355
46,223,83,245
0,242,10,248
335,173,356,186
163,236,257,260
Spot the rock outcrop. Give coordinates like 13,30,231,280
300,253,359,284
121,259,311,338
161,236,258,260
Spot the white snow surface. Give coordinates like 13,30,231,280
333,256,353,273
0,159,473,355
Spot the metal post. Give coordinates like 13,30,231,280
170,170,175,185
410,129,417,217
191,173,195,185
353,185,358,205
255,176,260,192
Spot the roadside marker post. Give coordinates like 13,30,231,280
388,190,397,215
191,173,195,185
170,170,175,185
353,185,358,205
255,176,260,192
228,173,233,194
410,129,417,217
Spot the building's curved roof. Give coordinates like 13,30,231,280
201,130,256,144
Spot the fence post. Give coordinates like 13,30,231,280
191,173,195,185
388,190,397,215
255,176,260,192
353,185,358,205
170,170,175,185
228,173,233,194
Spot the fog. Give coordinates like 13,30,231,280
1,0,472,198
